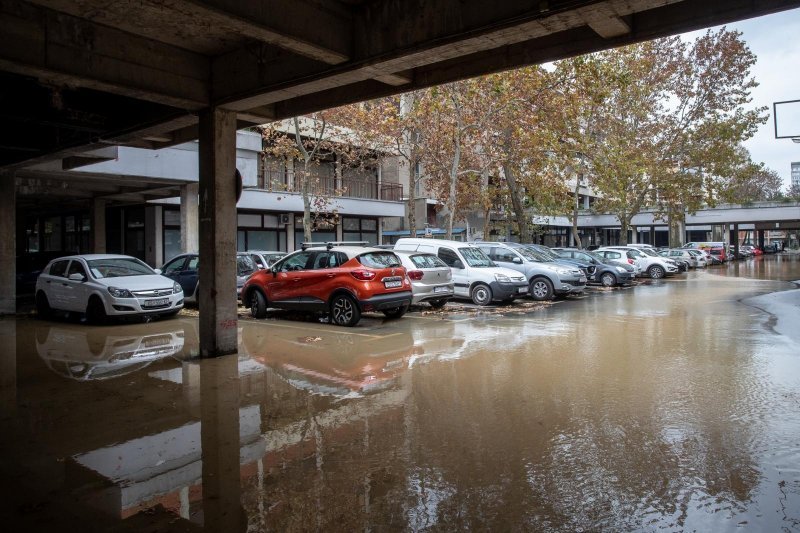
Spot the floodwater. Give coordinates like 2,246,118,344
1,256,799,532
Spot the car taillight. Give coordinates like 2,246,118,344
350,269,376,281
407,270,424,281
628,259,635,265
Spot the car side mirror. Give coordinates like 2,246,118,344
512,257,522,264
68,273,85,282
452,259,464,269
271,266,278,277
154,268,162,274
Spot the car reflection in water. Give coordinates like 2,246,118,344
35,321,186,380
241,324,416,397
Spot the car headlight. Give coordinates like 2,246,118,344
615,266,627,273
494,273,510,283
555,268,572,276
173,282,182,294
107,286,134,298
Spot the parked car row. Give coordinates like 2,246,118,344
31,237,752,328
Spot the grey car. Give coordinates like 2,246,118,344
475,242,586,301
393,250,454,308
247,250,287,270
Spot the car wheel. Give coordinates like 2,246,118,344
249,290,267,319
330,294,360,327
648,265,665,279
471,283,493,306
86,296,107,325
600,272,617,287
529,278,554,301
382,305,408,319
35,291,52,318
428,299,447,309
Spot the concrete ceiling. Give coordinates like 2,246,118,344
3,0,800,169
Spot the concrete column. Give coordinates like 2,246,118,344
732,224,739,258
200,354,243,531
92,199,106,253
0,171,16,315
758,230,765,249
630,228,638,244
198,108,238,357
0,320,15,417
181,183,199,253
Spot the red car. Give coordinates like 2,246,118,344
241,243,412,327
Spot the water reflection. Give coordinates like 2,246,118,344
1,263,799,531
35,321,185,380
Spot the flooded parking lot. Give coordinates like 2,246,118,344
1,256,799,531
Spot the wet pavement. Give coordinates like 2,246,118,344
1,255,799,532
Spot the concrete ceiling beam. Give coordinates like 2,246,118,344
27,0,352,65
0,0,210,109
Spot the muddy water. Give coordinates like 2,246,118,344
1,257,799,531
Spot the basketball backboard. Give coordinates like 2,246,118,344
773,99,800,139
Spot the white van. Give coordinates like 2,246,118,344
394,238,529,305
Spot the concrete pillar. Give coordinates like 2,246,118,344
198,108,238,357
0,171,16,314
181,183,199,253
630,228,638,244
286,218,296,252
92,199,107,253
758,230,765,249
732,224,739,258
0,320,15,417
200,354,243,531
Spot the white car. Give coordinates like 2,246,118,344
35,254,184,323
393,250,454,308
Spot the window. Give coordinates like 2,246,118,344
312,251,342,269
437,248,460,267
358,252,401,268
410,254,447,269
342,217,378,245
278,252,312,272
186,256,200,270
237,255,256,276
459,247,493,267
250,254,266,269
87,258,154,278
49,260,69,277
66,261,87,279
162,257,186,274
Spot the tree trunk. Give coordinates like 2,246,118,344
619,216,630,245
446,130,461,240
302,159,313,244
502,162,530,243
407,170,417,237
570,180,583,249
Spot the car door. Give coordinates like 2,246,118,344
62,260,93,312
180,256,200,296
437,247,469,297
41,259,71,308
268,251,314,304
161,256,188,290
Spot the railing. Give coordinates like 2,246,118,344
256,168,403,202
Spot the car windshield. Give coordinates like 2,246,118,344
586,251,605,263
639,248,660,257
237,255,256,275
87,258,155,278
515,246,547,262
410,254,448,269
358,252,402,268
527,245,559,261
458,247,494,267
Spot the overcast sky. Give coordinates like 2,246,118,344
695,8,800,189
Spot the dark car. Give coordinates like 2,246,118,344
525,244,596,281
16,251,71,298
551,248,635,287
160,252,257,304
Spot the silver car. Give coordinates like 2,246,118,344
393,250,454,308
247,250,287,270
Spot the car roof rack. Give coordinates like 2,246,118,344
300,241,370,251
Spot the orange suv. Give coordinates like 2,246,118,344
241,242,412,327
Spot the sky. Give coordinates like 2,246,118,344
693,8,800,189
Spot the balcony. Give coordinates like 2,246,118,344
255,168,403,202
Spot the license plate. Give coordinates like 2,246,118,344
518,287,528,294
143,298,169,307
433,286,449,293
384,280,402,288
579,276,587,283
